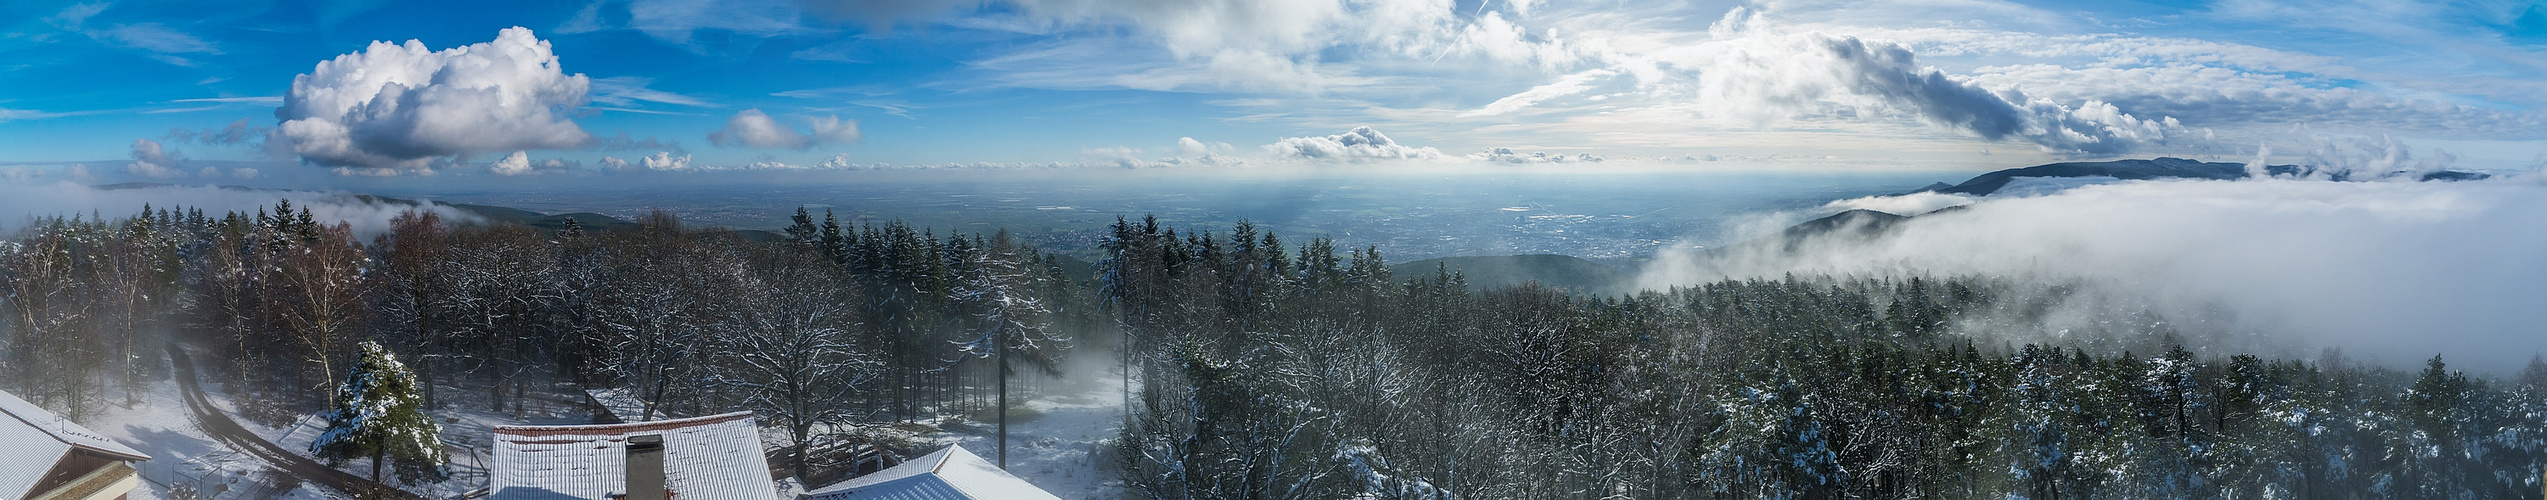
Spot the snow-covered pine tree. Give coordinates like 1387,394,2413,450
953,230,1069,469
311,341,448,484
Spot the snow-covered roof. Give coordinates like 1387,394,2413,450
0,389,150,498
489,411,777,500
801,445,1060,500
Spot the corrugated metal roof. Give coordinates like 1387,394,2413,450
0,389,148,460
0,411,73,499
489,411,777,500
801,445,1060,500
0,389,150,499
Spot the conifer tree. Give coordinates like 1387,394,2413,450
2523,353,2547,390
785,206,819,244
955,230,1068,468
820,209,847,264
311,341,448,484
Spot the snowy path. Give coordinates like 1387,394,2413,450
166,344,419,499
84,367,314,499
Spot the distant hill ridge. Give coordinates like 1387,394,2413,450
446,203,645,234
1391,254,1628,295
1765,155,2499,253
1926,157,2490,196
87,156,2494,296
89,182,682,237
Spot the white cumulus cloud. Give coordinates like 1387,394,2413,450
707,109,860,150
600,152,696,172
1264,126,1443,161
489,150,533,176
1684,9,2185,155
125,138,185,178
272,27,592,171
1176,137,1225,155
639,152,693,171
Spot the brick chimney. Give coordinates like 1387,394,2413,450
627,434,666,500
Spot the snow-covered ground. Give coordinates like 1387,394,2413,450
783,377,1134,499
253,385,593,498
84,365,1130,500
927,380,1131,499
84,379,337,499
82,372,588,499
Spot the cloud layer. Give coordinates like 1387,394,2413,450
1639,176,2547,372
1486,9,2194,156
0,182,478,238
271,27,592,171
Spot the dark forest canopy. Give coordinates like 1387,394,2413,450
0,204,2541,498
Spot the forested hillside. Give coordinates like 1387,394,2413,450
0,202,1104,482
0,204,2540,498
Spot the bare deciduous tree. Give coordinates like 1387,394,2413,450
272,222,370,407
722,245,877,481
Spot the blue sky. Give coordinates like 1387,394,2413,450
1,0,2543,184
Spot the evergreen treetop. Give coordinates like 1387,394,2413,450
311,341,448,484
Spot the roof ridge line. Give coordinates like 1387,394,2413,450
492,411,755,436
0,393,89,454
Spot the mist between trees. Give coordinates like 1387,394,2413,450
1094,215,2547,499
1,202,2542,498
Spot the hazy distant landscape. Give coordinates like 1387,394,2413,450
4,0,2545,498
382,168,1963,263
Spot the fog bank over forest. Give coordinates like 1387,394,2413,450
0,182,478,237
8,171,2538,373
1639,175,2547,373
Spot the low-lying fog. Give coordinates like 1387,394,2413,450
9,167,2536,373
1640,174,2547,373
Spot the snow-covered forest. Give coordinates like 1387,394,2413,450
2,203,2544,498
0,202,1100,487
1098,217,2547,499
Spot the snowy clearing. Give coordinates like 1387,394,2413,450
924,378,1131,500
